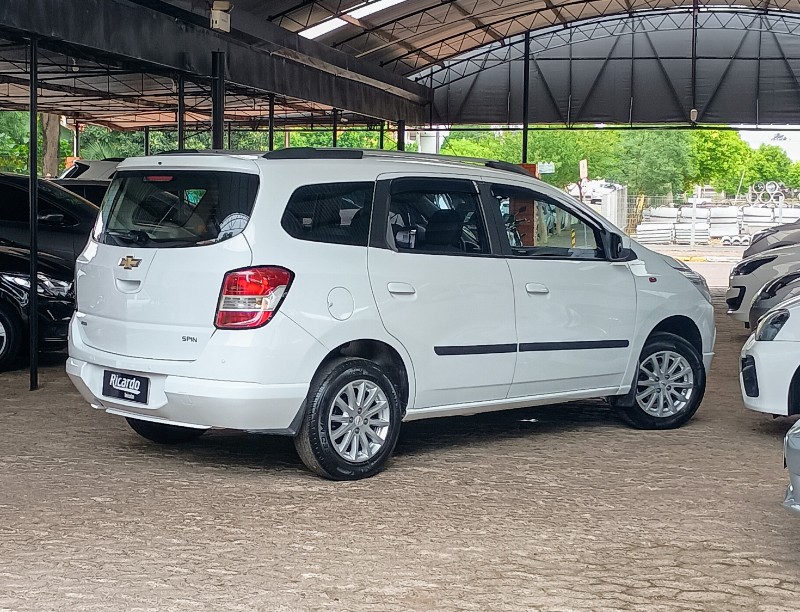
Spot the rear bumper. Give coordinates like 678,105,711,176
67,357,307,432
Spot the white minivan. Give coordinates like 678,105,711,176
67,149,715,479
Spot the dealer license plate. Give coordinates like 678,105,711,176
102,370,150,405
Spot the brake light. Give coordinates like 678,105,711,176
215,266,294,329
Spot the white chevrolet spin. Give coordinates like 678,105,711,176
67,148,716,480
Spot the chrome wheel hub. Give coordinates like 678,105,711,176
635,350,694,418
328,379,390,463
0,319,6,354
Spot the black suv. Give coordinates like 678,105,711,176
0,173,99,264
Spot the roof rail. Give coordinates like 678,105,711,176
154,149,268,156
262,147,536,177
263,147,363,160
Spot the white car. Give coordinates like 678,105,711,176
740,295,800,416
727,244,800,327
67,149,715,480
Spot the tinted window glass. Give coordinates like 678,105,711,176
39,181,98,218
282,182,374,246
0,183,29,222
491,184,602,259
97,171,259,248
388,178,487,254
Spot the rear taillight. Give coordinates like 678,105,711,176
215,266,294,329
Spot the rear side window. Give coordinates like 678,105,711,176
97,171,259,248
281,182,374,246
0,183,29,222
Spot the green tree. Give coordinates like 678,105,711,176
608,131,692,196
441,128,621,188
744,144,793,187
688,130,750,194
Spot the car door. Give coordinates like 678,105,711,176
486,180,637,397
367,174,517,410
0,180,87,262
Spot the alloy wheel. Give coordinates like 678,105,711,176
635,350,695,418
327,379,391,463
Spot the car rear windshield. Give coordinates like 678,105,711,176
96,171,259,248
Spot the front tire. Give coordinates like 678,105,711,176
0,306,22,372
294,358,402,480
126,418,207,444
616,332,706,429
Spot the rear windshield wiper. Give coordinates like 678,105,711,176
103,229,151,245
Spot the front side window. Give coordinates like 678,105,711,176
97,171,259,248
388,178,488,254
491,184,603,259
281,182,375,246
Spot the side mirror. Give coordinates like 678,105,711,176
605,232,633,261
38,212,65,225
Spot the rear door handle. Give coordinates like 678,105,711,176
525,282,549,294
387,282,416,295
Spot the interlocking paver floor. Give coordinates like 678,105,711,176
2,291,799,611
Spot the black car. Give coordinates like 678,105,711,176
0,241,74,371
0,173,99,264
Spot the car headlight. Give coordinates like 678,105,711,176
756,308,790,341
0,273,72,297
665,257,712,304
732,255,777,277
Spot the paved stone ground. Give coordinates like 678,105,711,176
2,292,800,611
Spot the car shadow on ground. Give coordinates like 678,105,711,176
113,400,626,475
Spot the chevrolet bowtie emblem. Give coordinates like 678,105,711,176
119,255,142,270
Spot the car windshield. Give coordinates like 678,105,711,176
96,171,259,248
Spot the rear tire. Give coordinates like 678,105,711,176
615,332,705,430
294,358,402,480
0,306,22,372
126,418,207,444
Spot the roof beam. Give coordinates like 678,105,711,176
339,14,441,64
0,0,429,122
448,2,506,42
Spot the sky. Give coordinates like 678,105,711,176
738,128,800,161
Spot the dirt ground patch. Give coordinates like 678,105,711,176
1,291,799,611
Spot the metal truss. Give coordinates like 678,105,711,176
263,0,800,76
416,8,800,91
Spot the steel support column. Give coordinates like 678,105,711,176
177,75,185,149
144,125,150,155
522,31,530,164
73,122,80,157
268,93,275,151
397,120,405,151
332,108,338,147
212,51,225,150
28,36,38,391
691,0,698,120
379,121,384,149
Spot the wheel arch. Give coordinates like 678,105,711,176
788,366,800,417
314,339,410,413
647,315,703,356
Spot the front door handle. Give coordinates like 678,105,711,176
525,282,549,295
388,282,416,295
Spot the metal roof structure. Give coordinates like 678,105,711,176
5,0,800,130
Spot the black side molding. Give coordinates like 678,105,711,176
519,340,629,352
434,344,517,356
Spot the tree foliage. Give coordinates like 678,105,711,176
5,110,800,196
